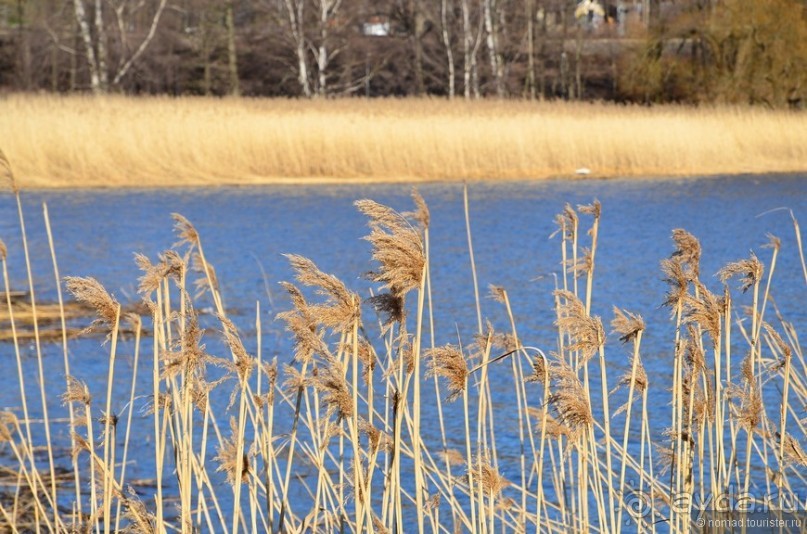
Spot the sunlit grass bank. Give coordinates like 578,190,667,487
0,95,805,188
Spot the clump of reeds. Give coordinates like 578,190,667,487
1,171,806,534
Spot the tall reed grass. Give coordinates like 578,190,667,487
0,95,806,188
0,150,806,533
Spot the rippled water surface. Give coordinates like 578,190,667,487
1,174,805,523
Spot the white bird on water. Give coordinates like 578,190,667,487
576,167,592,175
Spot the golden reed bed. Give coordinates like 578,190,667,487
0,95,805,188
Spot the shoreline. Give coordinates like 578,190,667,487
8,169,807,192
2,95,806,189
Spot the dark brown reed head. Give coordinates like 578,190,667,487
763,322,792,370
359,419,390,454
764,233,781,252
161,310,211,381
671,229,702,278
355,199,425,297
547,362,593,430
469,453,510,496
488,284,507,304
65,276,120,335
525,353,549,384
778,432,807,467
578,199,601,220
683,281,722,345
425,344,468,402
733,384,763,432
718,252,764,293
191,251,219,297
171,213,200,248
367,292,405,328
572,247,593,278
562,203,578,234
660,257,690,312
684,325,706,373
62,375,92,406
277,282,327,365
284,254,360,331
216,417,249,485
611,307,645,344
612,358,648,416
555,289,605,362
312,355,354,421
406,188,430,230
218,314,254,384
121,486,157,534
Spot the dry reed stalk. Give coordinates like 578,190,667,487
611,307,646,534
10,180,59,519
43,203,83,523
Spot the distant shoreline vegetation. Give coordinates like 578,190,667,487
0,95,805,189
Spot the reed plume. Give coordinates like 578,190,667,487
671,229,702,278
355,199,425,297
425,344,468,402
64,276,120,335
611,306,645,343
554,290,604,363
547,362,593,430
718,253,764,293
216,418,250,485
284,253,360,331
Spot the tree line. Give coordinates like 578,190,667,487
0,0,804,106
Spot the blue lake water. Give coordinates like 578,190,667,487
1,174,805,527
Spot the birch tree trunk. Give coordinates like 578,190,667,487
482,0,504,97
441,0,456,97
72,0,101,93
461,0,472,98
283,0,312,97
94,0,108,90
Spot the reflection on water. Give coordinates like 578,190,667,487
1,173,805,521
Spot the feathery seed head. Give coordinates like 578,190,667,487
285,254,360,331
611,306,645,343
172,213,200,248
62,375,92,405
764,233,781,252
718,252,764,293
407,188,430,230
425,344,468,402
65,276,120,336
671,229,702,278
355,199,425,297
547,362,593,430
683,282,722,345
555,290,604,362
578,199,601,219
216,418,249,485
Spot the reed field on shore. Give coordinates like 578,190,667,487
0,149,806,531
0,95,806,188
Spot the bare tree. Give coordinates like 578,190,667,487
71,0,167,93
314,0,343,95
281,0,313,96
